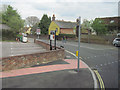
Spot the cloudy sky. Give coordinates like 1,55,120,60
1,0,119,22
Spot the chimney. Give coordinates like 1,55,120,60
52,14,55,21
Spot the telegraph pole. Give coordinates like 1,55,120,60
54,30,56,50
78,16,81,72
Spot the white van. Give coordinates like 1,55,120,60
22,35,28,43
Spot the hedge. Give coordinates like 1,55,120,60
59,34,76,38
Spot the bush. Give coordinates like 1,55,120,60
2,30,16,41
59,34,76,38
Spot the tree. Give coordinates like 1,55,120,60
39,14,51,35
81,19,92,31
31,23,39,35
91,18,107,35
2,5,24,31
2,5,24,39
25,16,39,27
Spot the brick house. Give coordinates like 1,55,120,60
96,16,120,33
48,14,77,35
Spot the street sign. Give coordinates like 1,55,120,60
50,35,55,40
36,29,40,35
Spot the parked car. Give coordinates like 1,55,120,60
113,38,120,47
117,33,120,37
22,35,28,43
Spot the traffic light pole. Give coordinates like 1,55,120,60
78,16,81,72
50,35,52,50
54,31,56,50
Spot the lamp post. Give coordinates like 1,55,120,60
78,16,81,72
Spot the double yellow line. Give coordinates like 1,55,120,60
93,70,105,89
65,50,105,89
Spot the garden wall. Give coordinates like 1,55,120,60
1,39,65,71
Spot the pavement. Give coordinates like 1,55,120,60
1,59,95,88
36,39,119,88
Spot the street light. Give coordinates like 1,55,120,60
78,16,81,72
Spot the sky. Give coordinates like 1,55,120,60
1,0,119,22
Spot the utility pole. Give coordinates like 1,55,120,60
54,30,56,50
78,16,81,72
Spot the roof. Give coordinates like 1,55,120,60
0,24,11,30
54,20,77,29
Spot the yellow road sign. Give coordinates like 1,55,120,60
76,51,78,56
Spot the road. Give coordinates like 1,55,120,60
41,39,119,88
1,38,47,58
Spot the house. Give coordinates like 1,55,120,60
95,16,120,33
48,14,77,35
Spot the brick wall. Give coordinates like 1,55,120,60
60,28,75,34
1,40,65,71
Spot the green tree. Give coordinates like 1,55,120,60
39,14,51,35
91,18,107,35
2,5,24,33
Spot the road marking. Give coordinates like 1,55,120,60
10,42,13,44
10,47,43,50
9,54,23,56
65,50,98,88
100,64,102,66
65,43,104,50
93,70,105,89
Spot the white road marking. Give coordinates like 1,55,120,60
100,64,103,66
94,56,96,57
11,49,46,53
66,43,104,50
10,42,13,44
9,54,23,56
11,47,43,50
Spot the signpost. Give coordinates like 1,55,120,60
78,16,81,72
50,29,57,50
36,28,40,39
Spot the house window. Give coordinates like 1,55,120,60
110,20,114,23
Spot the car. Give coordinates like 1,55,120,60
22,35,28,43
113,38,120,47
117,33,120,37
